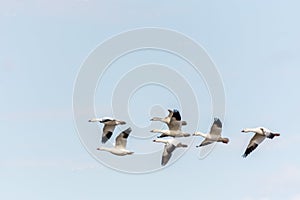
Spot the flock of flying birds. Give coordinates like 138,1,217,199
88,109,280,166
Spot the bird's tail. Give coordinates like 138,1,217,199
183,133,191,137
268,133,280,139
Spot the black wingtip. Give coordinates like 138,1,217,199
123,127,132,134
242,143,258,158
157,134,167,138
102,131,113,143
121,128,132,139
213,118,222,128
172,109,182,121
267,133,280,139
100,118,113,123
101,137,108,144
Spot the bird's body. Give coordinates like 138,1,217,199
193,118,229,147
151,129,190,138
151,109,187,131
150,109,173,124
242,127,280,139
168,117,187,131
97,147,134,156
153,138,188,166
96,127,134,156
88,117,126,143
241,127,280,157
150,109,189,137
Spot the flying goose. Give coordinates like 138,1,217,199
150,109,173,124
168,109,188,131
96,127,134,156
153,138,188,166
150,109,187,131
88,117,126,143
241,127,280,157
193,118,229,147
150,129,190,138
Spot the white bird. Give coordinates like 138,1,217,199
151,109,173,124
193,118,229,147
151,109,187,131
168,109,188,131
241,127,280,157
96,127,134,156
88,117,126,143
150,129,190,138
153,138,188,166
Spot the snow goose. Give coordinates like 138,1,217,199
88,117,126,143
150,109,173,124
168,109,187,131
153,138,188,166
96,127,134,156
241,127,280,157
150,129,190,138
193,118,229,147
150,109,187,131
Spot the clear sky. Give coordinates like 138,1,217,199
1,1,300,200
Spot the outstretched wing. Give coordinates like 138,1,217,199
172,109,182,121
100,117,114,123
150,109,173,124
242,133,265,158
115,128,132,149
209,118,222,137
161,144,176,166
168,118,182,131
102,124,116,143
197,138,214,147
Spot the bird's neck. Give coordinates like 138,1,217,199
154,139,168,144
98,147,112,152
194,132,207,138
243,128,259,133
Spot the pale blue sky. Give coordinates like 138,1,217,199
1,1,300,200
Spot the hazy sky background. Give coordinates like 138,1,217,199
1,1,300,200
